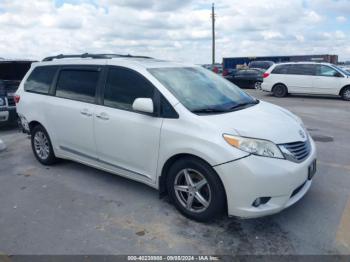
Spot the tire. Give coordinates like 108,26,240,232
254,81,262,90
272,84,288,97
341,87,350,101
166,157,226,222
31,125,57,165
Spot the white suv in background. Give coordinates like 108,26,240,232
16,54,317,221
261,62,350,100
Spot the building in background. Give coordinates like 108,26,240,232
223,54,338,69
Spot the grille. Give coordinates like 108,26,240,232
279,139,311,163
7,96,15,107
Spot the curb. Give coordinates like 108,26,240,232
0,139,6,152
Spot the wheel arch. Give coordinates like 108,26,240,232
272,82,288,92
158,153,227,212
339,85,350,96
29,120,44,134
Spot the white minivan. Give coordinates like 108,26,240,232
16,54,317,221
261,62,350,100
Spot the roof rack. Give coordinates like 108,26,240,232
42,53,153,61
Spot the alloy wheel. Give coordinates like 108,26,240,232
255,82,261,89
174,168,211,213
344,89,350,100
33,131,50,160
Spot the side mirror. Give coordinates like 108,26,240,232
132,98,154,114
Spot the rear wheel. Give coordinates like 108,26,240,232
254,81,262,90
31,125,57,165
341,87,350,101
166,157,226,222
272,84,288,97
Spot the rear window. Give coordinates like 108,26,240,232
249,61,273,70
272,65,289,74
55,69,99,103
24,66,58,94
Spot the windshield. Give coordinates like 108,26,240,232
148,67,257,113
333,65,350,76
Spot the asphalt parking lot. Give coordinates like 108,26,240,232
0,89,349,255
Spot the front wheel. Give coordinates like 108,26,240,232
166,157,226,222
31,125,57,165
272,84,288,97
341,87,350,101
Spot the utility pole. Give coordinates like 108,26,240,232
211,3,216,65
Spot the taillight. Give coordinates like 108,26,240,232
14,95,20,103
263,73,270,78
222,69,228,76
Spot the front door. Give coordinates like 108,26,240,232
94,66,163,183
313,65,344,95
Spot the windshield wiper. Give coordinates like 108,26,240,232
229,100,259,111
191,108,229,114
192,100,259,114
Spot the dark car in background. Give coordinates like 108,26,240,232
224,68,264,89
0,60,34,125
202,64,223,74
248,60,274,71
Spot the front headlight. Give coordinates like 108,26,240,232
223,134,284,159
0,97,5,106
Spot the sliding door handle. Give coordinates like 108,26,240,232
80,109,92,117
96,112,109,120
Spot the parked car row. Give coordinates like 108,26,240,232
221,60,350,101
2,59,349,129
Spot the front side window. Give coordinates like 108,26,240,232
104,67,154,111
24,66,58,94
55,69,99,103
317,65,339,77
148,67,256,113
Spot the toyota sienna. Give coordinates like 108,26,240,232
16,54,317,221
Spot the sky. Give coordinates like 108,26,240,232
0,0,349,63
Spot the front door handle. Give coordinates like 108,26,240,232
80,109,92,117
96,112,109,120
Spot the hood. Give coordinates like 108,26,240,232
202,101,307,144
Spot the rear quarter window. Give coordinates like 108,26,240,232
271,65,289,74
24,66,58,94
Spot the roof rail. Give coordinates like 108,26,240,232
42,53,153,61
